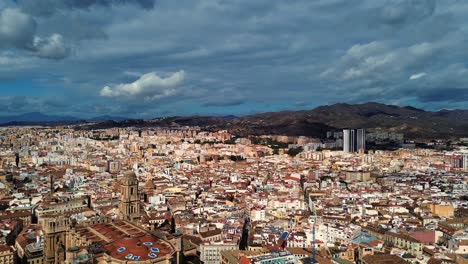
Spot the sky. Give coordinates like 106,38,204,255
0,0,467,118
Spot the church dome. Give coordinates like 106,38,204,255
143,179,156,191
121,171,138,185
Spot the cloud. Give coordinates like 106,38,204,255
0,96,69,114
0,8,70,60
323,40,443,84
19,0,157,17
0,8,36,48
323,41,397,81
417,88,468,102
343,42,387,61
318,34,465,107
409,72,426,80
402,64,468,103
100,71,186,99
202,88,247,107
0,53,29,66
293,101,310,107
67,0,156,9
203,99,245,107
32,34,70,59
379,0,435,25
0,0,467,117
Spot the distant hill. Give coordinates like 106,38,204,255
88,115,130,121
222,115,238,119
81,102,468,139
0,112,79,123
299,102,468,138
0,112,130,125
3,103,467,139
230,102,468,138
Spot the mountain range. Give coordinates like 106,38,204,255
0,112,128,124
82,102,468,139
1,103,467,139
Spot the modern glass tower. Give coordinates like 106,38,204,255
343,128,365,153
357,128,366,152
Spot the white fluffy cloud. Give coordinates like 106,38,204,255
32,34,70,59
100,71,186,99
409,72,426,80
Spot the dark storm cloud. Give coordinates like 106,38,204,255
378,0,435,26
203,99,245,107
17,0,156,17
1,0,155,60
0,7,36,49
0,7,70,59
0,0,467,117
417,88,468,102
0,96,68,113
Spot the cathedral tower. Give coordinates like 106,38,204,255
119,170,140,222
42,216,68,264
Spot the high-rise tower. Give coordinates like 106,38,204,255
343,129,365,153
343,129,355,153
356,129,366,152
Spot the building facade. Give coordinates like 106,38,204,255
0,245,15,264
200,242,238,264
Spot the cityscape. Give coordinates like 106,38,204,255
0,125,466,264
0,0,468,264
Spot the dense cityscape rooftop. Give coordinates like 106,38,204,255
0,126,465,263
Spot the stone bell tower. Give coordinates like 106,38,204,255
119,170,140,222
42,216,69,264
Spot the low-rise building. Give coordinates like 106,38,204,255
200,241,238,264
0,245,15,264
385,231,423,257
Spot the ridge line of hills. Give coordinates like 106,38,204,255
1,102,467,139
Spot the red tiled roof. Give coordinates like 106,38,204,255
409,231,435,244
78,221,174,261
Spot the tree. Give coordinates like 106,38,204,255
229,155,246,162
287,147,303,157
239,219,249,250
171,217,176,234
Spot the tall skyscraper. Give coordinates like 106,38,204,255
343,129,365,153
357,129,366,152
343,129,354,153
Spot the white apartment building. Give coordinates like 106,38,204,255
200,241,238,264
